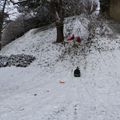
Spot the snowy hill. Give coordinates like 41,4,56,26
0,16,120,120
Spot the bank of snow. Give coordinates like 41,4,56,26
1,17,120,120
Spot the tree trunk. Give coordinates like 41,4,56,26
56,22,64,43
56,0,64,43
50,0,64,43
0,31,2,49
0,0,7,50
0,19,3,50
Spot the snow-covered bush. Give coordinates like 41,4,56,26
87,16,113,40
64,16,89,41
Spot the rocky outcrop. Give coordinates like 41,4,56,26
0,54,35,67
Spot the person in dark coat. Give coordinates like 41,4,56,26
74,67,81,77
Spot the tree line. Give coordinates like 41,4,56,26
0,0,110,50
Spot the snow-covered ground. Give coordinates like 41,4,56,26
0,17,120,120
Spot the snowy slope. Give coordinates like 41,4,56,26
1,17,120,120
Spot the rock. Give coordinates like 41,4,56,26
0,56,8,67
34,94,37,96
0,54,36,68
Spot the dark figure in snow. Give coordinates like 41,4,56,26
74,67,81,77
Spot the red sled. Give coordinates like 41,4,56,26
67,34,74,41
76,36,81,43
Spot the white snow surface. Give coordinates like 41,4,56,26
1,17,120,120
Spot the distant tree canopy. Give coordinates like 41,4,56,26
12,0,97,43
17,0,97,20
1,0,98,48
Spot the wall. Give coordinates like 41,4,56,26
110,0,120,22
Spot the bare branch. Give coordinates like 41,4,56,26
9,0,27,5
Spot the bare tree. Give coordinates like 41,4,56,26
50,0,64,43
